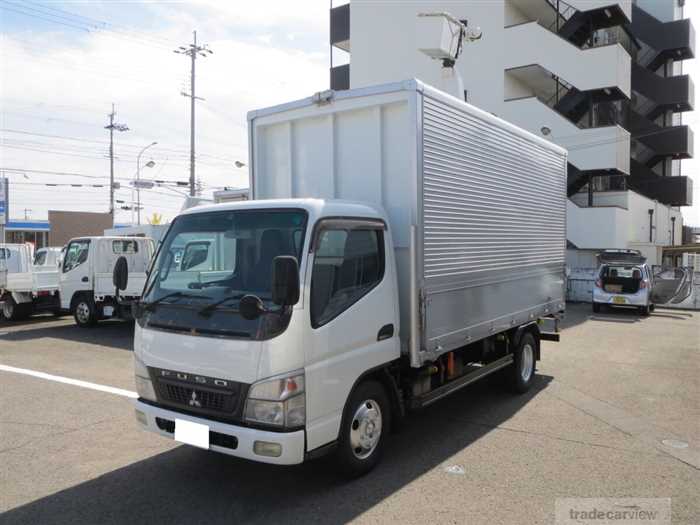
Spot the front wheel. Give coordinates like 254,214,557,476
506,332,537,394
336,380,390,478
73,296,98,327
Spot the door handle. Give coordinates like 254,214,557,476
377,324,394,341
81,277,89,283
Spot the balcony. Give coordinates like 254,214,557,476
504,21,631,97
501,96,630,175
631,63,694,119
566,199,630,249
330,3,350,52
330,63,349,91
637,125,694,164
629,175,693,207
631,5,695,70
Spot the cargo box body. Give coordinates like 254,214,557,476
248,79,567,367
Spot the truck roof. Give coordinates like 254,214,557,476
179,198,387,223
247,78,568,158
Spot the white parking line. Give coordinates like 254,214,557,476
0,364,137,399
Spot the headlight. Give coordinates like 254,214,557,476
244,371,305,429
134,356,157,402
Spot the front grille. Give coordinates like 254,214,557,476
163,384,227,411
149,367,247,422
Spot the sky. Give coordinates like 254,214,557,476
0,0,699,228
0,0,329,225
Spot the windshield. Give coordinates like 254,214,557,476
139,208,308,340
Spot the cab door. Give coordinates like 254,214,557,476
303,219,400,451
59,239,92,309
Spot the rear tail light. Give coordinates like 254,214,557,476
640,280,647,289
595,279,602,289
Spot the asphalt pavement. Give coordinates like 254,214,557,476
0,304,698,524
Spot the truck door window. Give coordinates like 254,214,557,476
113,240,138,254
311,228,385,328
33,250,47,266
63,240,90,272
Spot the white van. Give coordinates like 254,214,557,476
59,236,154,327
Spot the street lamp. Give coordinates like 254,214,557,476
137,141,158,225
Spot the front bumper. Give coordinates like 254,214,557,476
592,289,649,307
134,399,305,465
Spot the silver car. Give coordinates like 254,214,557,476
592,250,653,315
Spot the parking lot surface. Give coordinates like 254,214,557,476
1,304,698,524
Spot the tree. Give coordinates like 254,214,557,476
147,212,163,225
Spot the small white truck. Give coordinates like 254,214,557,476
129,80,566,476
59,236,154,327
0,244,62,320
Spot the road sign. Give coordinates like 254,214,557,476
0,178,8,226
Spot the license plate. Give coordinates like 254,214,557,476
174,419,209,449
612,296,627,304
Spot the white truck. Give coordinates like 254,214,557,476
59,236,154,327
129,80,567,476
0,244,62,320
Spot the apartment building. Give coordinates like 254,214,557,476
330,0,694,265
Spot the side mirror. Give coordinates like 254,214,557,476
272,256,300,306
239,294,265,320
113,256,129,291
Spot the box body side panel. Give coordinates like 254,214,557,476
420,93,567,356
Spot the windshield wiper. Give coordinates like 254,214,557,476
143,291,213,311
197,294,245,317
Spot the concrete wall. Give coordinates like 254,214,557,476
48,211,113,247
566,190,683,262
635,0,681,23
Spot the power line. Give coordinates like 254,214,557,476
0,0,177,51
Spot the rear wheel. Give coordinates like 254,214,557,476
336,380,390,478
592,302,601,313
2,296,30,321
506,332,537,394
73,296,97,327
639,305,650,316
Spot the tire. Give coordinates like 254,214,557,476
2,296,30,321
336,380,390,478
592,302,601,313
506,332,537,394
639,305,650,317
73,295,98,327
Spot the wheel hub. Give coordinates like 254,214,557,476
349,399,382,460
76,303,90,323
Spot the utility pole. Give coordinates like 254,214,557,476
105,104,129,216
175,31,212,197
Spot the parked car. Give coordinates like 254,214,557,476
592,250,653,315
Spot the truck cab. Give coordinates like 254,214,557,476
133,200,399,471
